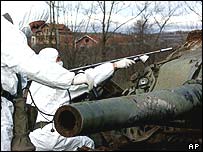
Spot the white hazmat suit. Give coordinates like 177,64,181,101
1,1,92,151
1,1,135,150
26,48,97,151
26,48,135,151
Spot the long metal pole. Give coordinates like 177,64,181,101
69,47,173,72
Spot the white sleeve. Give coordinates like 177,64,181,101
84,62,114,87
1,17,75,89
68,62,114,99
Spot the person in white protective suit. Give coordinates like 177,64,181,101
1,1,92,151
26,48,136,151
1,1,136,151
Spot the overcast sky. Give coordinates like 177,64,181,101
1,1,202,33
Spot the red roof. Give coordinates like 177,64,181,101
76,33,135,45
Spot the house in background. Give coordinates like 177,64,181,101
31,23,73,47
75,33,136,49
31,22,136,50
31,23,186,51
75,34,99,48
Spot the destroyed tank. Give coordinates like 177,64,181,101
54,30,202,151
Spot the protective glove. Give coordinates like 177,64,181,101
113,58,135,69
72,72,94,91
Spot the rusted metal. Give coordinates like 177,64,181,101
54,82,202,137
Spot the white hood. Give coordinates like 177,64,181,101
1,1,49,31
38,48,59,63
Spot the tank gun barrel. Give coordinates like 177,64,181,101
54,82,202,137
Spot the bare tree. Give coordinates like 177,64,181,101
56,1,97,69
92,1,147,60
131,1,183,49
152,1,181,46
184,1,202,22
82,2,96,33
130,1,154,52
126,1,187,66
